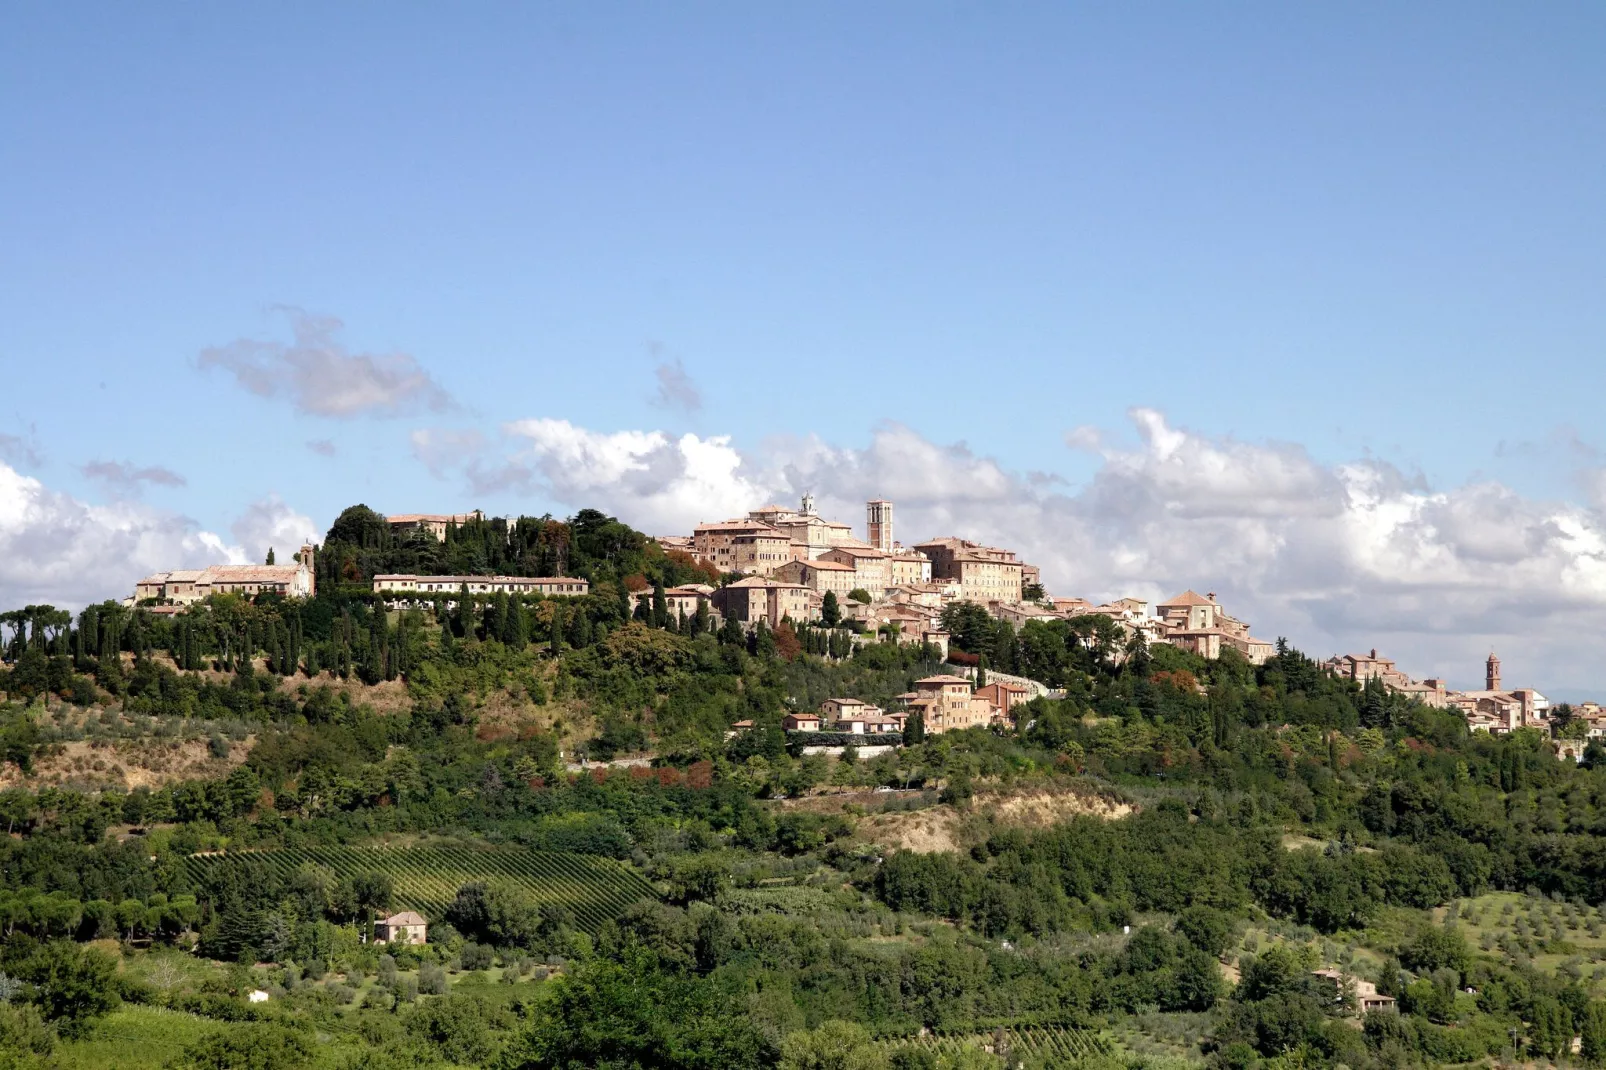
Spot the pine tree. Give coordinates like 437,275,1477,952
719,615,744,646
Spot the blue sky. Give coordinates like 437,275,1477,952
3,4,1605,691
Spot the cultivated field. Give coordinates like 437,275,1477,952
186,845,659,928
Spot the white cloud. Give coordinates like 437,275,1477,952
0,462,316,610
469,410,1606,692
495,418,766,533
199,308,453,418
230,495,318,566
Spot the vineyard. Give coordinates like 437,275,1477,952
186,846,659,929
883,1025,1113,1064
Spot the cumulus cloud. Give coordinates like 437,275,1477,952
454,409,1606,692
651,357,702,413
484,419,766,534
0,461,316,610
230,495,318,565
80,460,188,496
199,308,453,418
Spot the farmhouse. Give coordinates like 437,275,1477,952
374,910,428,945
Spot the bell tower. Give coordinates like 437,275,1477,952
867,499,894,552
1485,652,1501,691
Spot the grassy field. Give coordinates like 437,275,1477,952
1435,891,1606,987
53,1005,221,1070
186,845,659,928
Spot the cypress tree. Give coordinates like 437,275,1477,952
691,599,709,638
651,581,668,629
549,604,565,657
487,592,508,644
503,596,527,650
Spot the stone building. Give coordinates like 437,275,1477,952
914,538,1026,605
374,911,428,945
133,545,317,605
711,577,815,628
386,513,482,541
373,575,589,597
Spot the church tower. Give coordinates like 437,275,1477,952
867,499,894,552
1485,652,1501,692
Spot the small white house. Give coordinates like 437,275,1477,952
247,989,270,1004
374,910,428,946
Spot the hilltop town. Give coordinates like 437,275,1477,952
121,493,1594,754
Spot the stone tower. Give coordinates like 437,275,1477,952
867,499,894,553
1486,652,1501,691
800,492,816,516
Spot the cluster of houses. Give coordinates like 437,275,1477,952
124,499,1594,749
742,672,1040,740
1325,648,1563,735
655,495,1281,667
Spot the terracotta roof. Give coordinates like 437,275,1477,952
388,513,478,524
916,674,972,685
695,519,783,533
1160,590,1216,607
383,911,427,925
825,546,887,560
793,560,854,571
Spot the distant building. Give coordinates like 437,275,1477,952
867,499,894,552
886,549,932,587
373,575,589,597
691,519,792,575
821,697,882,723
374,911,428,946
914,538,1026,605
976,680,1034,723
133,545,317,605
386,512,483,541
1447,652,1548,732
711,576,815,628
632,584,716,622
1311,968,1396,1014
782,712,822,732
1325,649,1450,708
1155,590,1274,665
819,545,890,599
907,675,999,733
775,558,859,598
